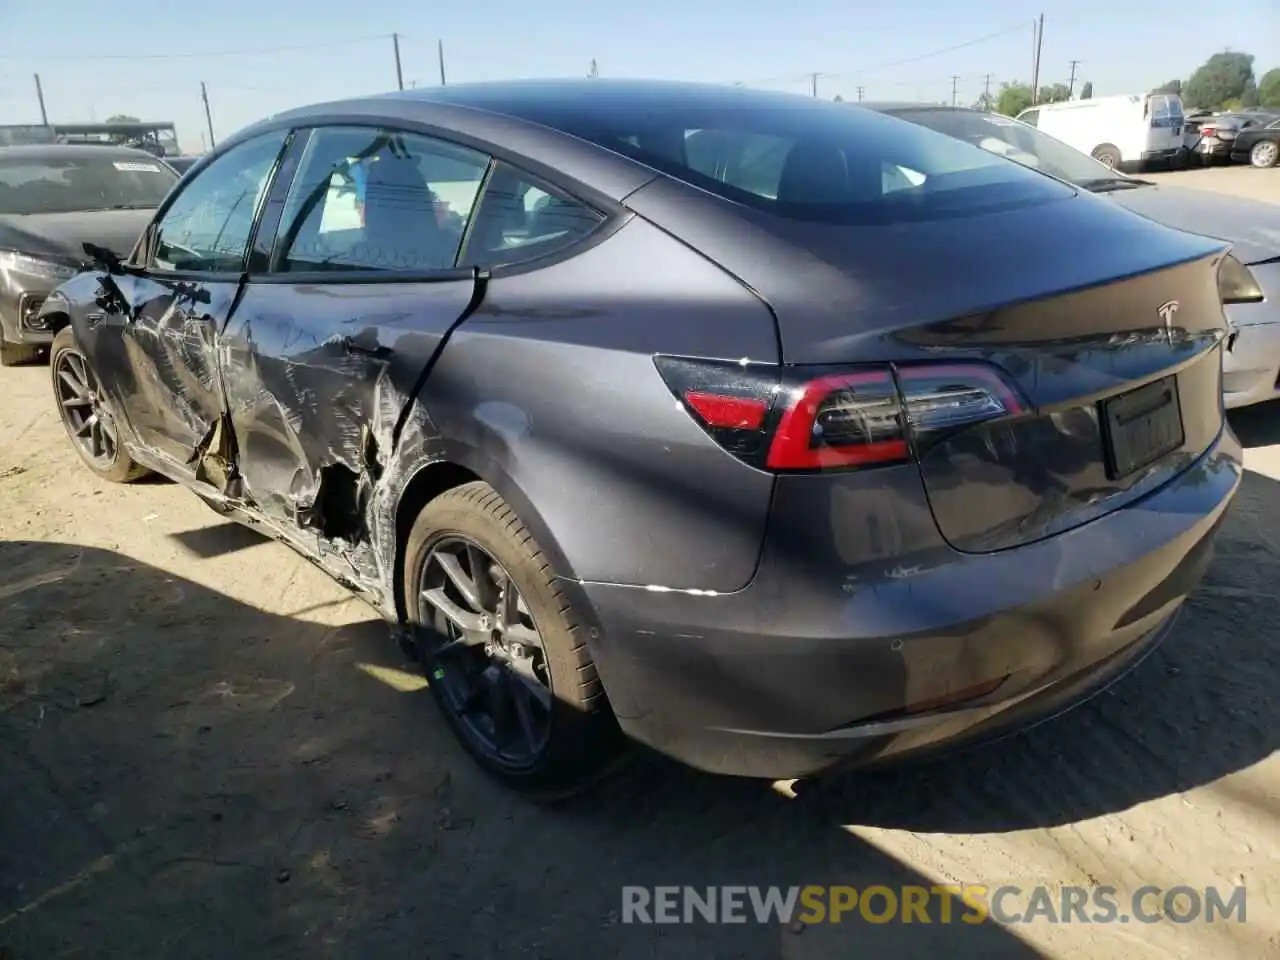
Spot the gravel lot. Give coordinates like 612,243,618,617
2,167,1278,960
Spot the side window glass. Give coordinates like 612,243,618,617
275,127,489,273
152,130,288,272
1020,110,1040,128
459,162,604,269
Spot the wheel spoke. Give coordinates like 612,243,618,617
434,550,481,611
74,413,97,438
58,370,87,398
504,622,541,650
468,545,500,611
90,419,104,458
61,394,91,409
510,672,541,749
421,586,487,638
512,670,553,711
69,353,91,390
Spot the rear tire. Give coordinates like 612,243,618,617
1250,139,1279,169
1091,143,1122,169
403,481,624,796
0,339,43,366
50,327,150,484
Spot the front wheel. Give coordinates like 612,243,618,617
403,481,624,796
50,327,150,483
1250,140,1279,169
1091,144,1122,169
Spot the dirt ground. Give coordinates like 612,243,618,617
2,168,1279,960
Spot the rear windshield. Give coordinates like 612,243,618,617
892,109,1115,188
491,92,1073,223
0,154,178,215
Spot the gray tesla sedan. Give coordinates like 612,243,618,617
37,80,1240,793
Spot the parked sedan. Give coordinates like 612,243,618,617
40,81,1239,793
869,103,1280,408
1230,113,1280,168
0,144,178,364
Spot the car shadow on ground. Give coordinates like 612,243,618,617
1228,400,1280,449
2,446,1276,959
0,539,1042,959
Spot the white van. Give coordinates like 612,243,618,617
1015,93,1185,170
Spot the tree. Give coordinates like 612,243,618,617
1038,83,1072,104
1182,51,1254,110
1152,79,1182,96
996,82,1034,116
1080,81,1093,100
1260,68,1280,108
1241,79,1260,108
973,91,996,112
106,114,140,123
833,93,844,102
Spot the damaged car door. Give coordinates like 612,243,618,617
102,129,291,479
217,125,489,556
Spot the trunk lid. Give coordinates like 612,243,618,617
628,176,1231,553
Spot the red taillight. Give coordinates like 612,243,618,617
684,391,768,430
767,370,908,469
655,356,1025,473
1202,126,1217,137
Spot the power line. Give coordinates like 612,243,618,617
730,21,1031,88
8,33,392,62
823,22,1032,80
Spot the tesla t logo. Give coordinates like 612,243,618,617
1157,300,1180,343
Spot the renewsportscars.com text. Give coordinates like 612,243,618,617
621,884,1247,926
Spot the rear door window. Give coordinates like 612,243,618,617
274,126,490,274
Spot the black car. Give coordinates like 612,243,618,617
38,81,1239,793
1229,112,1280,167
0,144,178,364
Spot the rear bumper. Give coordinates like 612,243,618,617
577,426,1241,780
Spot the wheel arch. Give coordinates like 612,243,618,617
390,443,582,625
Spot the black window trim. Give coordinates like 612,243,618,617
241,119,621,286
130,127,295,283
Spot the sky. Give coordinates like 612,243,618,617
1,0,1277,154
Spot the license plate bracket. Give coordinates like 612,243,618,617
1101,376,1184,480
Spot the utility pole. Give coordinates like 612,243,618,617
1030,13,1044,104
200,81,216,149
438,39,447,86
810,72,819,98
33,73,49,125
951,75,960,107
856,86,864,101
392,33,404,90
588,58,599,79
983,72,992,107
1067,59,1080,97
